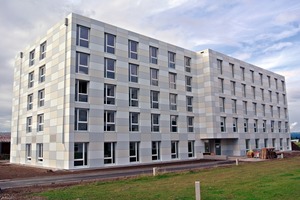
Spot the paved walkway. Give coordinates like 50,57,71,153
0,160,234,190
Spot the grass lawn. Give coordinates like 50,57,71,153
37,157,300,200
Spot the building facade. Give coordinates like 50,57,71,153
10,13,291,169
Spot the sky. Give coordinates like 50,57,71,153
0,0,300,132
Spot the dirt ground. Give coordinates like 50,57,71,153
1,151,300,200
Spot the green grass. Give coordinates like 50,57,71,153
37,157,300,200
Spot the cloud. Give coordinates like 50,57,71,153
290,122,298,130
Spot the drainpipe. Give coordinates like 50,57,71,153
62,18,68,144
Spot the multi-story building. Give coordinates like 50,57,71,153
10,13,291,169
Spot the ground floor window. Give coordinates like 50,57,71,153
26,144,31,161
280,138,283,150
264,139,268,148
37,143,43,162
188,141,195,158
152,141,160,161
171,141,179,159
245,139,250,152
129,142,139,162
74,142,88,166
286,138,290,150
104,142,115,164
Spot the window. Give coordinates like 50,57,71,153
29,50,35,66
255,139,259,149
262,104,266,116
185,56,191,72
39,41,47,60
74,143,88,166
281,80,285,92
263,120,266,133
186,96,193,112
128,40,138,59
38,89,45,107
276,92,279,104
243,101,247,115
278,121,282,132
230,63,234,78
261,89,264,101
244,118,248,132
254,119,258,132
185,76,192,92
242,84,246,97
169,73,176,89
104,110,115,131
188,141,195,158
104,84,115,105
168,51,176,68
271,120,274,132
267,76,271,88
231,81,236,95
252,86,256,99
285,122,289,133
259,73,263,85
104,33,116,54
233,118,238,132
76,52,89,74
26,117,32,133
219,97,225,112
27,94,33,110
219,78,224,93
241,67,245,81
277,107,281,118
39,65,45,83
287,138,290,150
37,143,43,162
253,103,257,116
104,142,115,164
129,112,139,132
104,58,116,79
284,108,287,119
187,116,194,132
149,46,158,64
220,117,226,132
275,78,278,90
129,63,138,83
152,141,160,161
171,141,179,159
245,139,250,152
129,87,139,107
150,68,159,86
169,93,177,110
75,80,88,102
28,71,34,88
217,59,223,74
170,115,178,132
280,138,283,150
76,25,89,48
75,108,88,131
26,144,31,161
283,94,286,105
232,99,237,114
151,114,160,132
150,90,159,109
250,70,254,83
129,142,139,162
264,139,268,148
37,114,44,132
270,105,273,117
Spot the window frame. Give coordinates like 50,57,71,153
244,118,248,132
129,63,139,83
233,118,238,132
75,80,88,102
26,143,31,161
168,51,176,69
104,84,116,105
149,46,158,64
74,142,88,167
104,58,116,79
169,72,176,89
185,56,191,72
104,33,116,54
128,40,138,59
171,141,179,159
76,25,89,48
26,116,32,133
27,93,33,110
188,140,195,158
152,141,160,161
104,142,116,164
39,41,47,60
104,110,116,132
185,76,192,92
151,114,160,132
220,117,226,132
38,89,45,107
150,90,159,109
169,93,177,110
129,142,139,162
76,52,89,74
129,87,139,107
37,143,43,162
28,71,34,88
217,59,223,74
150,68,159,86
39,65,45,83
37,114,44,132
29,50,35,66
75,108,89,131
186,96,193,112
129,112,139,132
170,115,178,132
187,116,194,132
